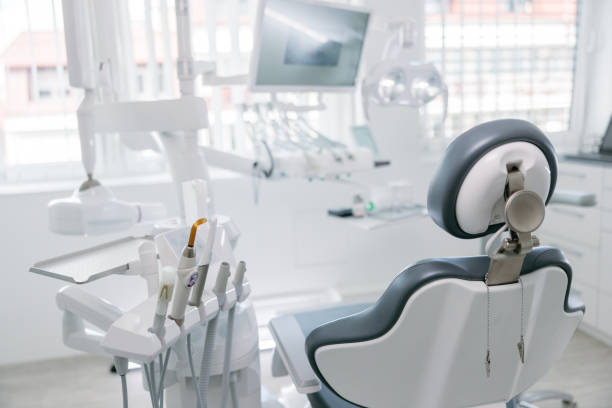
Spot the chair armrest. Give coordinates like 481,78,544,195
268,315,321,394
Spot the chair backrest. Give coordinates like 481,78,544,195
306,248,583,407
306,120,584,407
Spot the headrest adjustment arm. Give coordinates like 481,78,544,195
485,168,545,286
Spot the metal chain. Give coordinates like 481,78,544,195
486,282,491,377
518,277,526,364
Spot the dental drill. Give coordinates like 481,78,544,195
220,261,247,408
149,266,176,338
169,218,207,326
198,262,232,408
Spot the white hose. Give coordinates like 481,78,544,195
220,307,236,408
120,374,128,408
187,333,204,408
198,316,219,408
229,372,239,408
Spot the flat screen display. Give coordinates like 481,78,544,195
600,115,612,153
250,0,370,91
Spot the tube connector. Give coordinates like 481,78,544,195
233,261,247,300
213,262,231,308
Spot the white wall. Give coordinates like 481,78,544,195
0,172,476,366
0,0,479,366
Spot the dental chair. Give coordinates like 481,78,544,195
269,119,584,408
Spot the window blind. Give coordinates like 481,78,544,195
425,0,581,137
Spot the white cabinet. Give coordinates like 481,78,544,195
601,232,612,296
557,162,604,192
547,160,612,339
541,206,601,248
598,293,612,337
572,282,598,327
539,233,600,287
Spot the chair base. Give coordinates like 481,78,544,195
515,390,577,408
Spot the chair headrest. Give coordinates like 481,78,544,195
427,119,557,239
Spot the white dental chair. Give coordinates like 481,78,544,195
269,119,584,408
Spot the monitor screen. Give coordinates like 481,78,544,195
249,0,370,92
600,115,612,153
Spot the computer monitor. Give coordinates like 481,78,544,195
599,115,612,153
249,0,370,92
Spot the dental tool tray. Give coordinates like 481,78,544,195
30,236,150,284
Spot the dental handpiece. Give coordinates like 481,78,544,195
169,218,206,326
189,217,218,307
148,266,176,337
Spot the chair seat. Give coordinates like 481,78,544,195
291,304,370,408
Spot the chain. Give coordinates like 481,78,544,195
518,277,526,364
485,281,491,377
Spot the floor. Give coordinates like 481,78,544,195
1,331,611,408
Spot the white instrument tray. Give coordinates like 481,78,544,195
30,236,151,284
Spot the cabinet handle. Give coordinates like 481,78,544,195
549,207,586,219
559,171,587,179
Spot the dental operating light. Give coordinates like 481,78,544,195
361,20,448,125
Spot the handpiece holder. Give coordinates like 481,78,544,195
485,168,545,286
214,262,232,308
233,261,247,300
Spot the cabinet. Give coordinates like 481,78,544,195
541,160,612,342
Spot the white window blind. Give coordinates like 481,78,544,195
425,0,581,137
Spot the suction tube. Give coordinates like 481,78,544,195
220,261,247,408
198,262,231,407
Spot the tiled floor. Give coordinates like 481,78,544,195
1,331,611,408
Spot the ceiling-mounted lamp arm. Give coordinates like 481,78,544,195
380,18,416,60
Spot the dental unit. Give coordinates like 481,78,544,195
25,0,586,407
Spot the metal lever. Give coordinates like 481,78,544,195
485,168,545,286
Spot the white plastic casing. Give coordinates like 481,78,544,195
48,184,166,236
455,142,551,235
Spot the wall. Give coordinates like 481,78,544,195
0,0,477,366
0,171,476,366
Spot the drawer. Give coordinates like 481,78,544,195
603,187,612,211
538,233,600,287
603,211,612,233
540,205,601,247
572,282,597,327
601,232,612,295
605,167,612,189
557,162,603,194
598,292,612,337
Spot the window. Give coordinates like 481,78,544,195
425,0,581,137
0,0,362,185
0,0,169,184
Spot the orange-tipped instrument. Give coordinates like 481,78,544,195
168,218,207,326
